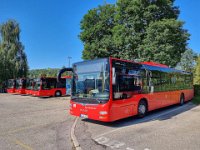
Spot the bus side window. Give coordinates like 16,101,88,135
160,72,171,91
151,70,161,92
113,71,142,99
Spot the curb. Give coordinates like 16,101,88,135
71,117,82,150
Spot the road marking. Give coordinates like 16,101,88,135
14,139,33,150
126,147,134,150
94,103,191,139
95,136,110,144
94,136,151,150
106,140,125,149
94,136,126,149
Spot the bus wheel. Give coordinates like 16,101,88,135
138,100,147,118
55,91,61,97
180,94,185,106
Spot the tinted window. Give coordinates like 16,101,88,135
112,60,144,100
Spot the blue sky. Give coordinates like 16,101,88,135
0,0,199,69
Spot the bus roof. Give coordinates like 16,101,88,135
140,61,169,68
72,57,192,75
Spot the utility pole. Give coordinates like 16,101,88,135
68,56,72,67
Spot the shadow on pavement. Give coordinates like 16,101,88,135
82,101,196,128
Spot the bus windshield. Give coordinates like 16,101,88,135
72,58,110,103
16,80,21,89
7,79,15,89
26,79,34,90
33,79,41,91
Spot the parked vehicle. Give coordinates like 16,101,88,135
6,79,16,93
58,57,194,122
25,78,35,95
32,77,66,97
15,78,27,94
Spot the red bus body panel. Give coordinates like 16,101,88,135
70,89,194,122
32,88,66,97
15,88,26,94
70,103,111,122
25,89,33,95
7,88,16,93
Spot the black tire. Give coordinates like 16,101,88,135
138,100,147,118
180,94,185,106
55,91,61,97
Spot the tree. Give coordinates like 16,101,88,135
28,68,60,78
80,0,190,67
140,19,189,67
0,20,28,83
176,49,197,72
80,4,116,59
194,56,200,85
113,0,181,61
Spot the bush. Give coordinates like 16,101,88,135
194,85,200,96
192,95,200,104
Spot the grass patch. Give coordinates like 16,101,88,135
192,95,200,105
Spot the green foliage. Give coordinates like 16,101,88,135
140,19,189,67
28,68,71,78
176,49,197,72
194,85,200,96
28,68,60,78
80,4,116,59
0,20,28,83
192,95,200,105
194,56,200,85
80,0,190,67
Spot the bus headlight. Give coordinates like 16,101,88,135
99,111,108,115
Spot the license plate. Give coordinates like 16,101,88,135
80,114,88,119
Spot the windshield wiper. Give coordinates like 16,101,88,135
94,98,102,104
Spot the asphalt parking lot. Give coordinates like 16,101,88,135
0,94,74,150
75,101,200,150
1,94,200,150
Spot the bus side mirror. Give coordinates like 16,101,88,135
112,67,116,85
57,68,73,83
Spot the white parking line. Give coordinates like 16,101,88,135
94,136,151,150
94,103,191,139
94,136,127,149
126,147,135,150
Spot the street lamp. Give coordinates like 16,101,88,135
68,56,72,67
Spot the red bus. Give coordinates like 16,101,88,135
6,79,16,93
25,78,35,95
58,57,194,122
32,77,67,97
15,78,27,94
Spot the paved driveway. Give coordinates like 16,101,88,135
75,102,200,150
0,94,74,150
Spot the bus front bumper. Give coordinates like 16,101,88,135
70,101,111,122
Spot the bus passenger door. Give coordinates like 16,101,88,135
110,71,137,120
111,93,135,120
